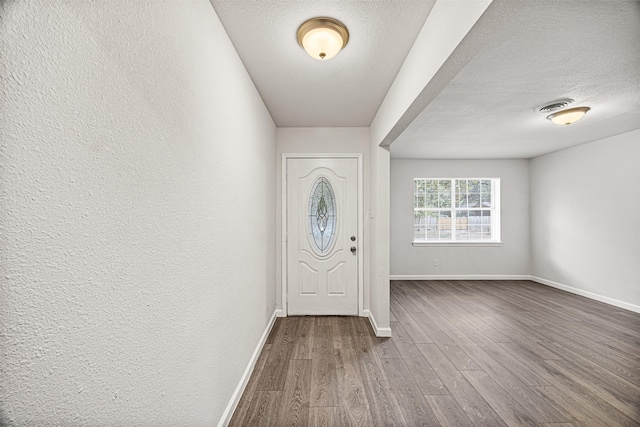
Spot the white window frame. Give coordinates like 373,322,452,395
412,178,501,247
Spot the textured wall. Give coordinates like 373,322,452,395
531,129,640,308
390,159,530,277
0,1,276,425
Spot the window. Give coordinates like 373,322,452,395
413,178,500,244
308,176,337,254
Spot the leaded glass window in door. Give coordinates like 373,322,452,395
308,177,337,254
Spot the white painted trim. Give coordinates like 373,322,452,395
217,310,278,427
363,310,392,337
390,275,531,281
531,276,640,314
280,155,287,315
412,241,502,247
281,153,365,317
357,153,364,316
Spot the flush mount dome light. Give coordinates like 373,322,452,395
547,107,591,125
297,17,349,60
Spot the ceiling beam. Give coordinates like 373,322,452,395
370,0,519,148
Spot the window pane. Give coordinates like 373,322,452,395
468,193,480,207
414,213,425,241
438,179,451,193
439,191,451,208
455,210,468,240
481,211,491,225
425,180,438,193
456,179,467,194
425,210,439,240
481,192,491,207
469,179,480,193
426,193,438,208
454,179,466,208
481,225,491,239
438,211,452,240
438,211,451,229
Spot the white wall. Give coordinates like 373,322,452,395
0,1,276,425
276,128,371,312
531,129,640,311
390,159,530,277
276,128,391,335
369,143,392,335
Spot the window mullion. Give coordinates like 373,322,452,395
491,178,496,240
451,179,456,241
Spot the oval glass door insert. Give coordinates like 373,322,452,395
308,177,337,254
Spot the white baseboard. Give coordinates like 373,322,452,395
530,276,640,314
217,309,279,427
390,274,531,281
363,309,392,337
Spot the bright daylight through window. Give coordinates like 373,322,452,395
414,178,500,243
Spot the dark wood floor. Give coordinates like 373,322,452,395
229,280,640,426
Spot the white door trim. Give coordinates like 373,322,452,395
282,153,364,317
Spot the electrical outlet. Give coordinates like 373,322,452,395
433,259,439,267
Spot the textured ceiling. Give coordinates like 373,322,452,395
210,0,435,127
391,0,640,159
211,0,640,159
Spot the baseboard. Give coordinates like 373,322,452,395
531,276,640,314
363,309,392,337
390,274,531,281
217,309,279,427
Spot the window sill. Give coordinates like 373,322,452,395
412,241,503,247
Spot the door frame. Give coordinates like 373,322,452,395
281,153,364,317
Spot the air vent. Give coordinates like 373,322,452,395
535,98,574,113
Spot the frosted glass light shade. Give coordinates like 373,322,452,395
302,27,343,60
297,17,349,60
547,107,590,125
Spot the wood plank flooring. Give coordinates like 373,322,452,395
229,280,640,426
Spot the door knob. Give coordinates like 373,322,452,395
350,246,357,253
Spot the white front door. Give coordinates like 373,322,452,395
286,157,359,315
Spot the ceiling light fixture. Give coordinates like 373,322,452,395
297,17,349,60
547,107,591,125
